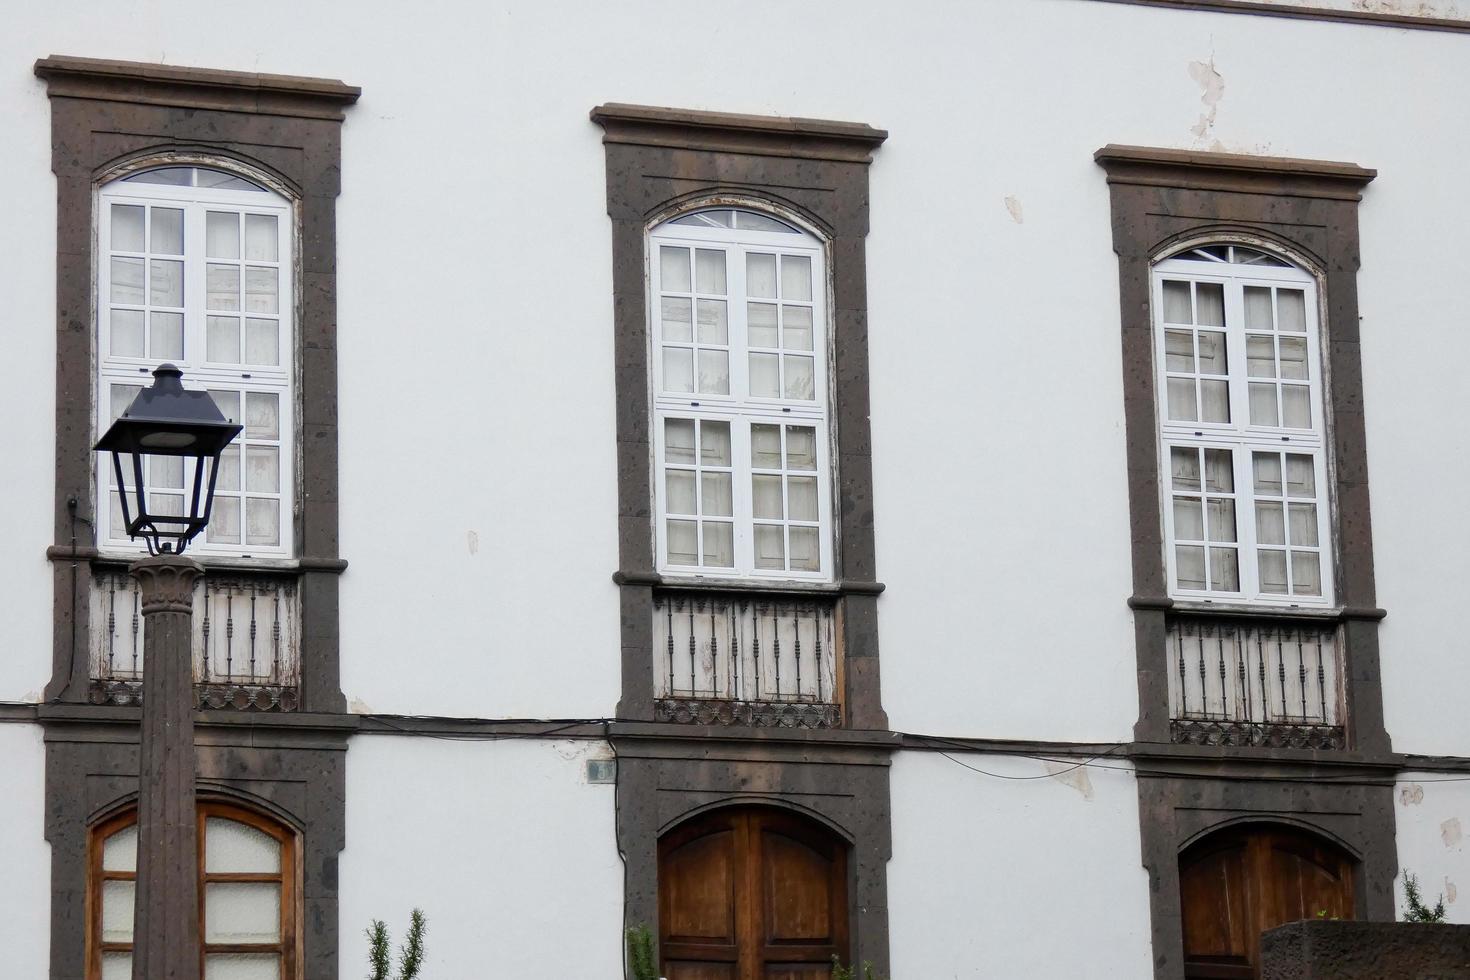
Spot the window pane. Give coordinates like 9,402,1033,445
781,254,812,301
1170,447,1201,492
660,297,693,343
1249,383,1278,426
208,316,242,363
1200,380,1229,423
1161,281,1191,323
102,952,133,980
150,492,185,518
752,474,783,519
112,309,145,357
1244,286,1273,330
246,498,280,546
1166,378,1196,422
789,526,819,571
216,446,241,491
1277,289,1307,331
208,264,241,311
207,211,240,259
204,953,280,980
210,389,241,425
148,312,183,361
244,267,279,314
1164,330,1194,371
1279,335,1308,380
754,525,785,570
246,393,280,440
696,300,727,345
786,427,817,470
1203,449,1233,492
748,303,779,347
246,447,280,493
1291,552,1322,596
103,825,138,872
1246,335,1275,378
1195,282,1224,327
1256,502,1286,545
664,419,695,464
1259,550,1289,593
788,476,818,521
697,350,729,395
701,473,732,517
150,259,183,306
783,305,813,351
204,881,280,943
1252,453,1282,495
1206,498,1236,542
667,519,696,564
695,249,726,294
701,521,733,567
699,421,731,466
1282,386,1311,428
1209,547,1239,591
154,456,184,490
663,348,693,392
205,818,281,873
111,257,145,304
751,424,781,469
1176,545,1206,590
749,353,780,397
1285,455,1315,497
1173,498,1204,540
1288,502,1319,547
783,355,815,400
660,246,690,292
244,214,279,262
151,207,184,255
112,204,145,251
246,318,279,365
666,470,696,514
102,879,135,943
208,497,241,544
746,253,777,298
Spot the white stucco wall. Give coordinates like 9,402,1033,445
339,735,623,978
888,750,1152,979
0,724,51,978
1394,773,1470,923
0,0,1467,740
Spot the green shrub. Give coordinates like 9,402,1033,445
367,909,427,980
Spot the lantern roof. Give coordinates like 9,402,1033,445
94,364,242,457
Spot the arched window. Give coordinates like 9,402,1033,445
89,801,300,979
649,208,832,579
1153,243,1332,603
1180,823,1353,978
659,805,849,976
97,165,294,557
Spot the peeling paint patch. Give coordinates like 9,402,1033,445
1443,817,1463,849
1004,195,1024,224
1188,57,1225,143
1447,878,1458,904
467,529,479,555
21,690,40,703
1401,783,1425,806
347,696,372,714
1043,760,1095,800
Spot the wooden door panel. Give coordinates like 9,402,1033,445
666,964,737,980
765,966,834,980
761,831,836,944
1181,842,1251,961
664,829,739,943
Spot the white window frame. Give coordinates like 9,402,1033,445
96,171,295,560
648,210,834,582
1152,246,1334,607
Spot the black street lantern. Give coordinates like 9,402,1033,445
94,363,242,556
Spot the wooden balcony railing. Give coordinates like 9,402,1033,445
1167,616,1343,749
90,565,300,711
652,590,839,729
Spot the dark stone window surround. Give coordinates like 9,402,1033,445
31,56,358,980
591,104,893,974
1096,144,1398,980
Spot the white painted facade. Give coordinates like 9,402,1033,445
1,0,1469,976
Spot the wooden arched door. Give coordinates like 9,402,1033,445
1180,823,1354,979
658,805,849,980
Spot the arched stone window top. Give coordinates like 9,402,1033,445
119,165,268,193
666,207,803,235
1167,242,1294,268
